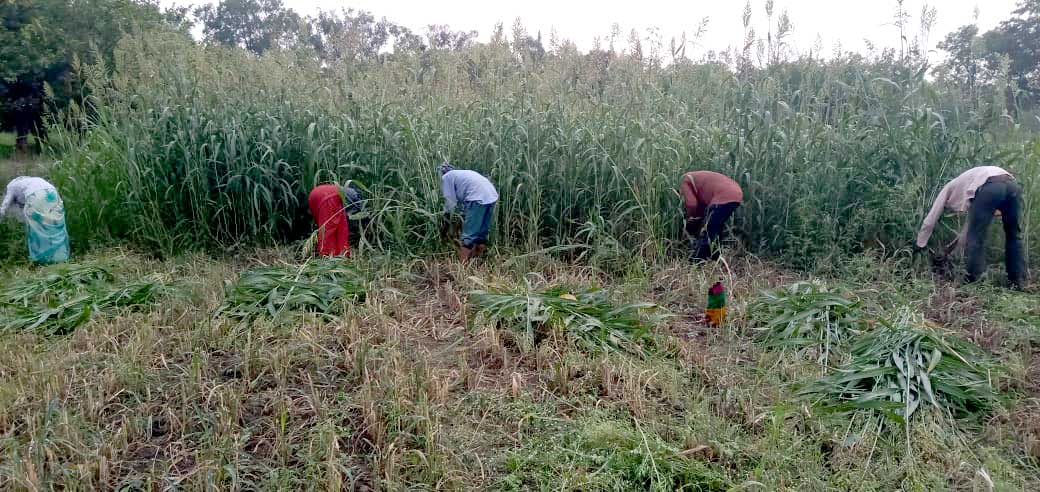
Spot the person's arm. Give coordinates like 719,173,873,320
679,174,702,236
0,183,15,218
916,181,952,248
341,186,363,214
442,174,457,213
944,219,969,258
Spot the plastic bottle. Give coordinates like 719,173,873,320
705,281,726,327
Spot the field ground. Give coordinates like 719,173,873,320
0,246,1038,490
0,133,38,162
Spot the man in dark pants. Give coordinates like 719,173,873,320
440,163,498,261
917,166,1027,289
680,171,743,262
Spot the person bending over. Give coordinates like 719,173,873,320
440,163,498,261
916,165,1026,289
1,176,70,264
308,182,363,257
680,170,743,262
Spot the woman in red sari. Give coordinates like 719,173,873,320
308,183,362,257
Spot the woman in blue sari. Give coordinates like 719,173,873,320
1,176,70,264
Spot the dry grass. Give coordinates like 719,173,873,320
0,248,1037,490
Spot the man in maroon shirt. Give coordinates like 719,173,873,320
680,171,744,261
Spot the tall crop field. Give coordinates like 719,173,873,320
48,31,1040,268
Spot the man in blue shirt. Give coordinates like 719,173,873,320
440,163,498,261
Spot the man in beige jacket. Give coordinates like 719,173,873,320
916,166,1026,289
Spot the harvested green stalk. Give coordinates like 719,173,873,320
749,281,862,367
216,258,366,322
798,309,998,424
469,282,664,356
0,263,114,306
2,278,166,335
0,260,166,335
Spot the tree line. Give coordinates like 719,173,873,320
3,0,1040,151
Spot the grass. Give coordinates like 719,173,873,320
468,280,665,356
0,260,167,335
44,30,1040,270
215,257,366,323
0,247,1037,489
0,132,21,160
5,9,1040,488
501,410,731,491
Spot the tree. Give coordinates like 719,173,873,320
425,25,477,51
936,25,987,96
304,9,422,63
194,0,304,55
0,0,165,151
937,0,1040,109
982,0,1040,105
1,1,60,150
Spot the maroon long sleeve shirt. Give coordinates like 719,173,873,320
679,171,743,222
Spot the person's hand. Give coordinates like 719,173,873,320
439,213,453,238
685,218,703,238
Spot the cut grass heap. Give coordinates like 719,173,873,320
469,281,665,356
215,257,366,322
799,309,999,424
749,280,863,367
0,262,165,335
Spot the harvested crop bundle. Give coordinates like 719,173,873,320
799,309,999,424
0,262,165,335
216,258,366,322
749,281,863,367
469,282,665,356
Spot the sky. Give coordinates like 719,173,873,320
172,0,1023,58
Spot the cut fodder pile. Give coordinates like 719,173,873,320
215,258,366,323
749,281,863,367
799,309,1000,425
0,262,166,335
468,281,666,356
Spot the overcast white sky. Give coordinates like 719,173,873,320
172,0,1023,57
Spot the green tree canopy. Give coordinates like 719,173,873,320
194,0,304,55
936,0,1040,110
0,0,167,149
983,0,1040,104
